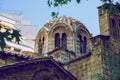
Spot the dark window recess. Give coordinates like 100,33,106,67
38,37,45,55
55,33,60,48
119,20,120,39
39,37,45,55
111,19,117,37
83,37,87,53
78,34,83,53
119,20,120,28
39,43,43,54
62,33,67,49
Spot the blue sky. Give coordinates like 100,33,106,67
1,0,103,36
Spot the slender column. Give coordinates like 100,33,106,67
46,32,49,54
72,31,75,52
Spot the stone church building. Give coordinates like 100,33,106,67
0,5,120,80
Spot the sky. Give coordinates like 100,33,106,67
0,0,104,36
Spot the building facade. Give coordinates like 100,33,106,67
0,4,119,80
34,5,120,80
0,11,40,50
0,12,40,67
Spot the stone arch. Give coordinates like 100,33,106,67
75,25,91,54
35,28,48,53
48,23,73,37
32,69,56,80
49,22,73,33
75,25,91,38
48,23,72,50
43,27,49,32
76,25,91,39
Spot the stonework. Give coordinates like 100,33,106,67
0,58,76,80
0,4,120,80
98,5,120,40
0,51,40,67
34,5,120,80
35,16,91,58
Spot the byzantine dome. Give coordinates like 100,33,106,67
42,16,89,32
35,16,92,56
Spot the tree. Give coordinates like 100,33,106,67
96,46,120,80
0,26,21,51
47,0,120,79
11,29,21,44
47,0,120,18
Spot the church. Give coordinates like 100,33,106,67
0,4,120,80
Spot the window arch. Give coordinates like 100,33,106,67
38,37,45,55
111,19,118,38
39,39,43,55
55,33,60,48
78,34,83,53
62,33,67,49
83,36,87,53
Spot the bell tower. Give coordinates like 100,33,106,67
98,4,120,40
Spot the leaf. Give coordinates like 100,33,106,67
11,29,21,44
68,0,72,2
0,37,6,51
96,73,107,80
54,2,59,7
76,0,80,4
4,29,12,41
112,66,120,80
51,12,56,17
48,0,52,7
51,12,58,18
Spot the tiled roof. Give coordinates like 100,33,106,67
44,16,84,29
0,57,77,80
0,51,40,59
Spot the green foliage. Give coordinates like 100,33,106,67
47,0,73,8
47,0,81,18
76,0,81,3
96,73,107,80
47,0,120,79
51,12,59,18
0,32,6,51
11,29,21,44
48,0,120,18
0,28,8,51
102,2,120,15
112,66,120,80
100,0,112,3
4,29,12,41
0,27,21,51
98,46,120,80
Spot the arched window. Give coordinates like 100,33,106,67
119,20,120,28
83,36,87,53
55,33,60,48
111,19,118,38
78,34,83,53
39,39,43,55
62,33,67,49
39,37,45,55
